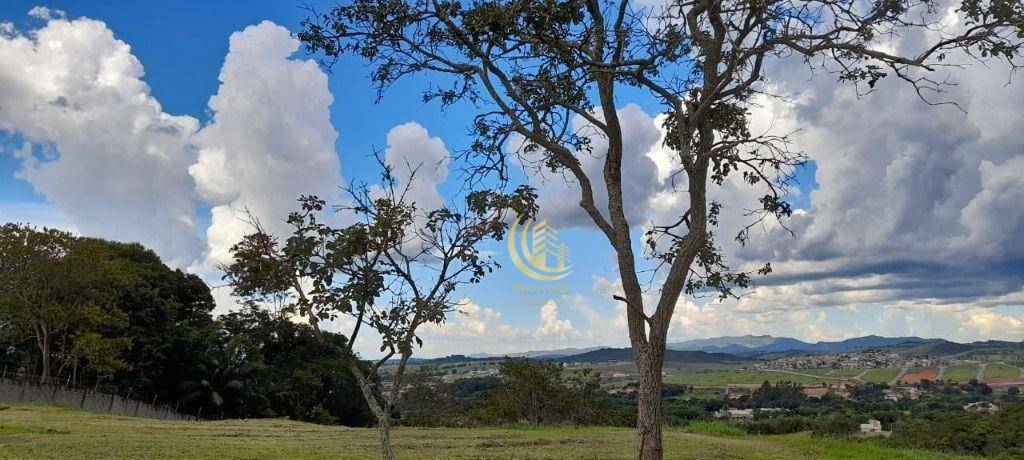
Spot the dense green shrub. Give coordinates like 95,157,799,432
744,415,810,435
887,404,1024,458
812,414,860,437
684,420,747,437
664,398,714,426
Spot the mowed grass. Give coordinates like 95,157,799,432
663,371,826,386
943,364,980,382
831,368,867,378
984,363,1020,380
0,404,979,460
862,368,901,383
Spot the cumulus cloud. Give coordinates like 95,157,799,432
952,309,1024,342
380,122,450,212
516,103,663,228
416,300,528,356
0,14,202,267
537,300,574,336
414,296,627,357
729,47,1024,311
189,21,343,269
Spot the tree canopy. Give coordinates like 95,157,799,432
298,1,1024,457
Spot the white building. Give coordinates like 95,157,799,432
963,401,1000,413
859,419,882,433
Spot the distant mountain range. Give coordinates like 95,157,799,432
468,347,604,359
666,334,938,355
413,335,1023,364
555,347,736,364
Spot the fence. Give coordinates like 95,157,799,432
0,372,193,420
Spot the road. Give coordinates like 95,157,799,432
936,365,947,381
977,363,987,381
853,369,869,381
889,366,910,386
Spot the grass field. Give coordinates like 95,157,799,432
984,363,1020,380
862,368,901,383
662,370,832,386
0,404,978,460
943,364,980,382
830,368,867,378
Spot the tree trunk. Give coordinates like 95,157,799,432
634,346,664,460
346,358,396,460
39,335,50,383
377,417,396,460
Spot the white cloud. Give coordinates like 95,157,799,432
537,300,574,336
953,309,1024,342
189,21,343,270
416,300,528,356
515,103,663,228
2,7,1020,347
0,14,201,267
27,6,64,20
380,121,450,212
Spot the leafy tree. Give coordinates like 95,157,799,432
1,225,372,425
396,367,463,426
222,163,535,459
214,306,373,425
750,381,805,410
485,359,608,426
0,224,133,382
488,359,568,425
179,335,255,417
889,405,1024,457
70,332,131,379
102,242,218,403
298,1,1023,457
812,413,861,437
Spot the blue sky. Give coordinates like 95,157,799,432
1,2,1022,356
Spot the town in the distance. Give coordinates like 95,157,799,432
396,334,1021,435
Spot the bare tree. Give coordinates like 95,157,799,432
222,162,536,460
298,0,1023,457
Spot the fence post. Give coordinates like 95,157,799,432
107,393,115,413
80,388,87,408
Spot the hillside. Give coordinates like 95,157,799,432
0,405,976,460
559,347,738,363
667,335,939,355
417,336,1024,365
891,339,1024,357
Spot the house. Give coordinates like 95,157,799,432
715,408,754,419
859,419,882,433
715,408,786,419
883,389,899,402
963,401,1000,413
723,384,759,399
803,387,829,399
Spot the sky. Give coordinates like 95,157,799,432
1,2,1022,357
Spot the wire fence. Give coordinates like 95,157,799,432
0,370,193,420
